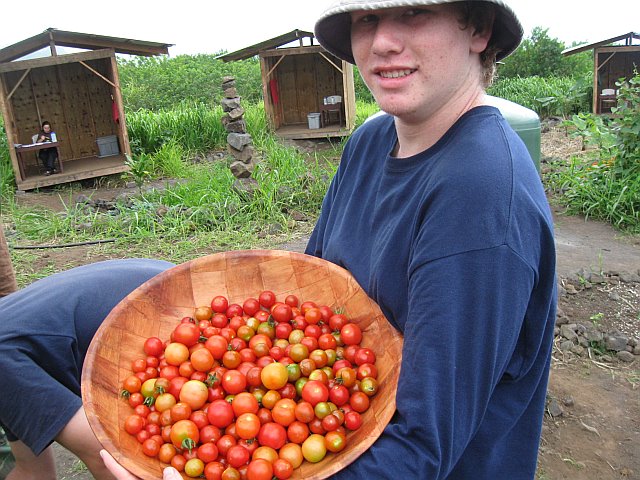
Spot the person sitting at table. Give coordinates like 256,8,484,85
35,121,58,176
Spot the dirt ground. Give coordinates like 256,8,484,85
1,127,639,479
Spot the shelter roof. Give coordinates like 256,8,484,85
218,29,316,62
562,32,640,56
0,28,173,63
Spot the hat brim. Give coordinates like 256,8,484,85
314,0,523,64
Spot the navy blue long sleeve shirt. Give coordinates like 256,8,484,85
306,107,557,479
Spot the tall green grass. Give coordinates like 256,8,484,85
127,102,227,154
488,75,592,118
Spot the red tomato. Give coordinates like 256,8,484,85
340,323,362,345
328,384,350,406
328,314,348,331
204,461,225,480
142,437,161,457
232,391,259,416
271,304,293,324
144,337,164,357
221,369,247,395
344,410,362,430
170,419,200,451
354,347,376,366
272,458,294,480
258,291,276,309
235,413,261,439
226,303,244,318
124,414,146,435
207,399,235,428
211,295,229,313
257,422,287,450
226,444,250,468
301,380,329,406
284,295,299,307
197,442,219,463
242,298,261,316
246,458,273,480
349,391,370,413
173,322,201,347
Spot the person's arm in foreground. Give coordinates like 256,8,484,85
100,450,181,480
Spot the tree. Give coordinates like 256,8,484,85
498,27,591,79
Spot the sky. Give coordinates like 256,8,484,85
0,0,638,57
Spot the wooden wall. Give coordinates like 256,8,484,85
4,57,118,161
596,48,640,92
270,52,344,126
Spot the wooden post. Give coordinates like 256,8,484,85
0,73,23,182
109,52,131,157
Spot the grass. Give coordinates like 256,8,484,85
2,118,337,286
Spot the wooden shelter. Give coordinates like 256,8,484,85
563,32,640,115
220,30,355,140
0,28,172,191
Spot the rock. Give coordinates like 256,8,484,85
590,273,606,284
229,160,254,178
75,194,94,206
232,178,259,198
290,210,309,222
267,223,284,235
616,351,636,363
560,324,578,342
564,283,578,295
560,340,574,351
227,133,252,151
222,76,236,86
221,97,242,112
561,395,575,407
633,345,640,355
604,333,629,352
557,283,566,297
608,292,621,301
555,307,569,325
600,354,614,363
547,398,563,417
228,144,255,163
570,345,585,356
584,329,604,343
228,107,245,121
223,86,238,99
225,120,248,134
620,272,640,283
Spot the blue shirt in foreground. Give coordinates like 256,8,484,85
306,107,557,479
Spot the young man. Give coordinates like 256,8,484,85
306,0,557,478
104,1,556,479
0,259,174,480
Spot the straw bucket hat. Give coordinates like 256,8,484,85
314,0,523,63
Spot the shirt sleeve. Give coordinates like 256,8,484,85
332,246,535,479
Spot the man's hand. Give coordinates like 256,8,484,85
100,449,182,480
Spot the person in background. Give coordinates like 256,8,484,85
35,120,58,176
103,1,557,478
0,259,174,480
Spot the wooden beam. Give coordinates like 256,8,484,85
48,30,58,57
79,61,118,89
0,49,114,73
6,68,31,100
260,45,325,58
265,56,286,80
318,52,343,74
109,54,131,157
596,52,617,72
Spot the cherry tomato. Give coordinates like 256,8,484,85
301,380,329,406
301,434,327,463
258,291,276,309
257,422,287,450
246,458,273,480
144,337,164,357
340,323,362,345
170,419,200,451
207,399,235,428
124,414,146,435
235,413,261,439
211,295,229,313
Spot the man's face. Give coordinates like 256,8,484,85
350,5,491,124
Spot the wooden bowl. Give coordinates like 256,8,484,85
82,250,403,479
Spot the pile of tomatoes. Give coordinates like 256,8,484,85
120,291,380,479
